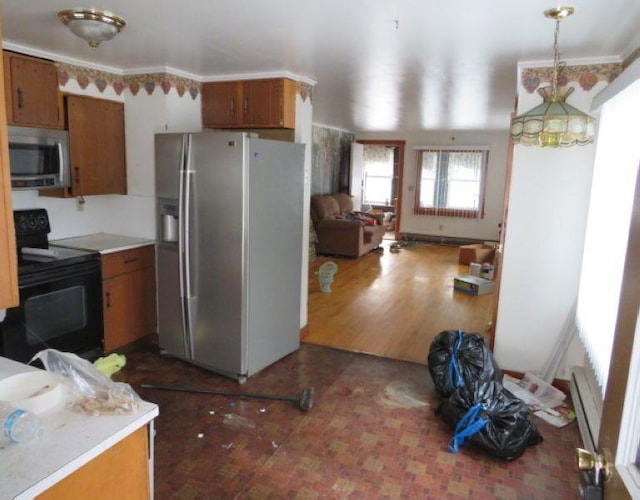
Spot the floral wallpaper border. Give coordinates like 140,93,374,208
56,61,314,102
521,62,623,93
56,62,201,98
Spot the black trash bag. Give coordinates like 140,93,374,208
435,380,543,461
428,330,503,397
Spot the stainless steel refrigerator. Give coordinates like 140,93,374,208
155,131,305,381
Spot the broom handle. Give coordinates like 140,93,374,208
140,383,296,401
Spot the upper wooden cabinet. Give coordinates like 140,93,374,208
66,95,127,196
3,51,63,129
201,81,240,128
202,78,296,129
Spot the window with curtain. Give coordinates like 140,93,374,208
362,145,396,206
576,78,640,395
414,147,488,218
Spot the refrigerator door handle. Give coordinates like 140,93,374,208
179,134,194,359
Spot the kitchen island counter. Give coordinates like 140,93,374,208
0,356,158,499
52,233,155,254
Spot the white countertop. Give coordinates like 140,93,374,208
52,233,156,254
0,357,158,499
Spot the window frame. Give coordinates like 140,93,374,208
361,144,400,208
414,145,489,219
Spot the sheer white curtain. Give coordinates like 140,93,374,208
576,78,640,395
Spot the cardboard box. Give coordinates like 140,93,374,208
454,275,497,296
458,244,495,265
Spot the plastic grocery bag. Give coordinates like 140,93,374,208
31,349,142,416
435,380,543,461
427,330,503,397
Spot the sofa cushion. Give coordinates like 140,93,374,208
311,195,340,221
333,193,354,214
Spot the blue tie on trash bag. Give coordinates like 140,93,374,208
448,403,489,453
447,330,465,389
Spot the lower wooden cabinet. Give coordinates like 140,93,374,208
37,426,150,500
101,245,156,352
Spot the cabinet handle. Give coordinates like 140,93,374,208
230,97,235,115
123,258,138,264
243,96,249,113
106,291,111,308
16,88,24,109
74,166,80,184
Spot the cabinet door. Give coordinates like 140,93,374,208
102,246,156,352
241,79,280,127
102,274,131,352
99,98,127,194
241,78,296,128
37,426,150,499
130,266,156,344
3,51,62,129
67,95,126,196
202,81,241,127
0,42,18,308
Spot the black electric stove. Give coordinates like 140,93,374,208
14,208,99,285
1,208,104,363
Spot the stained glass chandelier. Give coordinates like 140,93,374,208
509,6,596,148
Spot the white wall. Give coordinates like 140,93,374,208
494,79,608,379
295,93,313,328
356,130,508,241
12,80,202,240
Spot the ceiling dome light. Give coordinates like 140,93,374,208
58,8,126,49
510,6,596,148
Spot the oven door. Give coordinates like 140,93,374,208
0,261,103,364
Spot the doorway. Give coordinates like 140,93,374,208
355,140,404,240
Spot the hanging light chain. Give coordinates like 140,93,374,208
551,16,561,99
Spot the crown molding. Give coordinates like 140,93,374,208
122,66,203,82
517,55,623,70
202,71,317,86
4,41,317,99
3,40,125,75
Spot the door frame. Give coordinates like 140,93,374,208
487,122,515,350
356,140,405,240
598,165,640,499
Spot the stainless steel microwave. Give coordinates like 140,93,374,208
8,125,70,190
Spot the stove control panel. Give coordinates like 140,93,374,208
13,209,51,237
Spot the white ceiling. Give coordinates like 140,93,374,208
2,1,639,133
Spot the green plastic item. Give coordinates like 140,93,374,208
93,353,127,378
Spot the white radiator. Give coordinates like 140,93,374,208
570,364,603,453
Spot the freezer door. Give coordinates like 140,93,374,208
155,133,184,199
155,133,190,360
156,242,187,357
188,131,247,376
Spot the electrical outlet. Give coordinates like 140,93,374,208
438,224,444,231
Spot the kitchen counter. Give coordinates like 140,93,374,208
52,233,156,254
0,356,158,499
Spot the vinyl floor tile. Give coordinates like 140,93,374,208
117,343,581,499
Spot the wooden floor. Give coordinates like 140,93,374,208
303,240,497,365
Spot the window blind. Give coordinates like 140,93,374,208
414,147,488,219
576,78,640,394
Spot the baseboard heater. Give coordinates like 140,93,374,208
399,233,497,247
570,366,602,454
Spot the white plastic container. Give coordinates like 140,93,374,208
0,371,63,414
